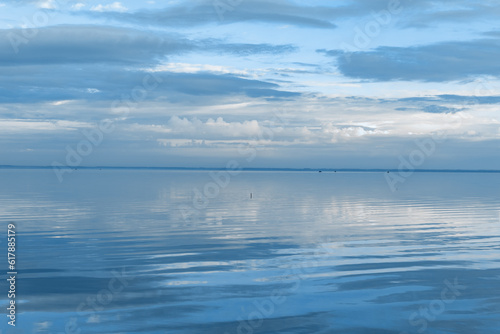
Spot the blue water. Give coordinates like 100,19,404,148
0,170,499,333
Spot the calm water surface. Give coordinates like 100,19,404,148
0,170,499,334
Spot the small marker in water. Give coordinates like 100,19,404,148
250,193,253,199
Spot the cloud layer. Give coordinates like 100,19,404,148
0,0,499,169
322,36,500,82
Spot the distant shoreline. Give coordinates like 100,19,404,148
1,166,499,173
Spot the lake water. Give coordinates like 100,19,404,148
0,169,499,334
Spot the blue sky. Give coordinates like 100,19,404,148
1,0,499,169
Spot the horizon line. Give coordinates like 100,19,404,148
1,165,500,173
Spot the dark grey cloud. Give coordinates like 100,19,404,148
78,0,337,29
0,64,300,103
483,31,500,38
340,0,500,28
0,24,300,105
320,37,500,82
400,2,500,28
436,94,500,104
422,105,462,114
76,0,500,30
0,25,190,65
0,25,296,65
7,0,498,30
397,94,500,105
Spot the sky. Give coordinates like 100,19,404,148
1,0,499,169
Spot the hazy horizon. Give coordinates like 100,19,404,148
2,165,500,172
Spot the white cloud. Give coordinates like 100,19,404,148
90,2,128,12
72,3,86,10
148,63,248,76
131,116,391,149
132,117,264,138
37,0,55,9
121,106,500,152
0,119,90,132
51,100,73,106
35,321,52,333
